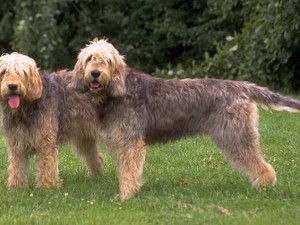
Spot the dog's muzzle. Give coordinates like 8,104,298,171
89,70,102,91
6,83,21,110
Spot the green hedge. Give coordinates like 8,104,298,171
0,0,299,91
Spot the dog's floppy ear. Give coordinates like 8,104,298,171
0,60,7,98
71,52,88,92
0,58,7,79
24,60,42,101
108,47,126,97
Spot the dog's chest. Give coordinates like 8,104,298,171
97,119,122,148
96,113,133,150
3,116,42,151
10,123,38,139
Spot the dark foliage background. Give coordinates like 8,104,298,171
0,0,299,91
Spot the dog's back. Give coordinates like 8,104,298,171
115,69,300,144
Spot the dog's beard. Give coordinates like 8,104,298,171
89,84,107,97
89,80,103,91
85,76,107,94
86,82,109,103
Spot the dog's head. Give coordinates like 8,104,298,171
0,53,42,111
72,39,126,100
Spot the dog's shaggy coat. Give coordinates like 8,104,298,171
72,39,300,200
0,53,103,189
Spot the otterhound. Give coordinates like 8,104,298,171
0,53,103,189
72,39,300,200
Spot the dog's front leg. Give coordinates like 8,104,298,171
7,149,29,188
116,140,146,201
36,141,59,189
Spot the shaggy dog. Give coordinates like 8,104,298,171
0,52,103,189
72,39,300,200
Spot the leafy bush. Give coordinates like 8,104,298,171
156,0,300,91
0,0,299,90
0,1,14,53
13,1,67,70
0,0,242,71
200,0,300,91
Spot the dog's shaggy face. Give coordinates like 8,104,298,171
73,39,126,100
0,53,42,111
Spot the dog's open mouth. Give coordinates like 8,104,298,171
90,81,102,91
8,94,21,110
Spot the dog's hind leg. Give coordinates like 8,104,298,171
7,150,29,188
70,136,104,175
116,140,146,201
210,103,276,187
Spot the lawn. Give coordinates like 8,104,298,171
0,109,300,225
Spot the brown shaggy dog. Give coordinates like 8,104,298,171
72,39,300,200
0,52,103,189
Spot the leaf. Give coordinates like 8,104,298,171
226,36,234,41
229,45,238,52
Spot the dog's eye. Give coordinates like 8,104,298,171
0,67,6,78
0,73,4,81
86,55,93,62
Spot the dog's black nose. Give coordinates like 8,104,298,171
91,70,101,78
8,84,18,91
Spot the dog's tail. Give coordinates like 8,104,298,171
243,82,300,113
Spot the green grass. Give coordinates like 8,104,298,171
0,109,300,225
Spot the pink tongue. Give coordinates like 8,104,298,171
91,82,100,89
8,95,20,109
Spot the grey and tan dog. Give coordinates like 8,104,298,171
0,53,103,189
72,39,300,200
